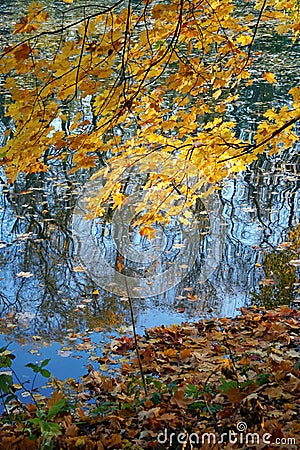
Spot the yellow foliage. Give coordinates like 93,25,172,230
0,0,299,222
139,225,157,240
263,72,277,83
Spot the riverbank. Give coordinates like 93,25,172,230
0,305,299,449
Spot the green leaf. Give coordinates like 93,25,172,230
26,363,40,373
29,417,41,426
166,381,178,390
151,392,161,405
217,377,238,393
47,398,66,419
40,359,51,368
40,369,51,378
185,384,199,398
0,347,15,368
152,379,162,390
42,421,61,435
0,345,9,353
188,401,206,411
0,373,13,394
256,373,271,386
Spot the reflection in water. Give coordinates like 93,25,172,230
72,155,227,299
0,0,299,346
250,199,300,309
0,168,130,343
0,146,299,343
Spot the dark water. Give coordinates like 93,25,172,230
0,0,299,384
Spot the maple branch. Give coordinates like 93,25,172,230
242,0,268,71
218,113,300,163
93,0,185,133
73,19,90,101
0,0,126,60
120,0,132,103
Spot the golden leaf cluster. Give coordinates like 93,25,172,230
0,0,299,228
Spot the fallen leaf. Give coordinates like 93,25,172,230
263,71,277,83
170,389,192,409
17,271,33,278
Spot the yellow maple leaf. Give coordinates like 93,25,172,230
111,192,126,210
263,72,277,83
288,86,300,102
13,16,38,34
139,225,157,240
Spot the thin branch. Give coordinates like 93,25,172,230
218,113,300,163
0,0,126,60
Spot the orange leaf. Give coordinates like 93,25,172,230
170,389,191,409
139,225,157,240
179,348,191,360
104,434,122,449
47,391,64,409
116,255,124,272
187,292,198,302
163,348,177,358
13,43,32,62
13,16,38,34
224,387,246,403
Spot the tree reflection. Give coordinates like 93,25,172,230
252,224,300,309
0,0,299,344
0,144,299,342
0,166,129,343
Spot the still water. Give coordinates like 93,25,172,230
0,0,299,383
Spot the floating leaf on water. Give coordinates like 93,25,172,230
277,242,292,250
263,71,277,83
173,243,185,249
187,293,198,302
16,271,33,278
21,392,31,398
289,259,300,266
241,207,256,212
72,266,86,272
259,279,276,286
57,350,72,358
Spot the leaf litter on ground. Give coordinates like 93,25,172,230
0,305,299,449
